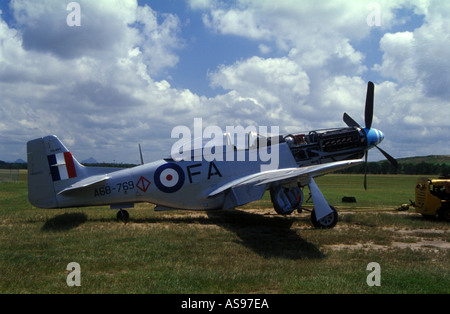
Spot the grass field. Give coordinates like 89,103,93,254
0,173,449,294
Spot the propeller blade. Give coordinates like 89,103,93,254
364,151,368,190
365,81,374,129
375,145,398,169
343,112,361,128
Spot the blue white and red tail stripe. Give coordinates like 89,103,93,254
47,152,77,181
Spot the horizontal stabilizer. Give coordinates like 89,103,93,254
56,174,110,195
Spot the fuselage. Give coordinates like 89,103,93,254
54,126,383,210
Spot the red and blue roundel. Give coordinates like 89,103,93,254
154,163,185,193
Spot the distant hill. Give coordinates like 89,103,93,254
1,154,450,173
81,157,99,164
1,157,135,169
0,160,27,169
80,157,136,168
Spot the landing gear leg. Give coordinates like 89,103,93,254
117,209,129,223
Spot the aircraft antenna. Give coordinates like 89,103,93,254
139,144,144,165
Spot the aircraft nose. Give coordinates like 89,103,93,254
365,128,384,147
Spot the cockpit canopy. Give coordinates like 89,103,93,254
168,131,278,161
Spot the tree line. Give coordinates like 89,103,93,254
2,159,449,176
0,161,27,170
0,161,136,170
338,160,450,176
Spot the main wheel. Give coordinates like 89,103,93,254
270,186,303,215
117,209,129,223
311,206,338,229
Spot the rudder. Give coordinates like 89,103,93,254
27,135,84,208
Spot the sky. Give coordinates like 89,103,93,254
0,0,449,164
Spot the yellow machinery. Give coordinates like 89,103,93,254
414,177,450,221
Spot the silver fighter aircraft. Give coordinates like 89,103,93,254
27,82,397,228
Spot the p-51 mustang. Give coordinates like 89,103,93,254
27,82,397,228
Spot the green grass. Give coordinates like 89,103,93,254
240,174,418,210
315,174,418,209
0,174,449,294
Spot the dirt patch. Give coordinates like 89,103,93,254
325,240,449,252
324,227,449,252
382,227,447,235
388,228,449,250
77,208,449,252
392,239,450,250
325,242,387,251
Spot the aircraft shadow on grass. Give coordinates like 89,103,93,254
41,212,87,232
133,209,325,260
40,210,324,260
207,210,325,260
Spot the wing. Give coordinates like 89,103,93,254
206,158,363,198
207,158,363,214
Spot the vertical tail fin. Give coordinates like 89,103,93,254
27,135,84,208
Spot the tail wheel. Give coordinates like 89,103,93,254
311,206,338,229
117,209,129,223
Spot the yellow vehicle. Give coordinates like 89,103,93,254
414,177,450,221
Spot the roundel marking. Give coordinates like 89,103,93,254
154,163,185,193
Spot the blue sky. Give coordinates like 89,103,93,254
0,0,449,164
141,2,426,96
138,0,268,97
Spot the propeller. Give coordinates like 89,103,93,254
364,81,374,129
375,145,398,169
343,81,398,189
343,112,360,128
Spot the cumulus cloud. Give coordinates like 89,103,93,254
0,0,194,162
133,5,184,75
1,0,449,164
13,0,135,59
210,56,309,103
374,1,450,97
195,0,450,159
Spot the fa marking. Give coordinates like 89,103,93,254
187,162,222,183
